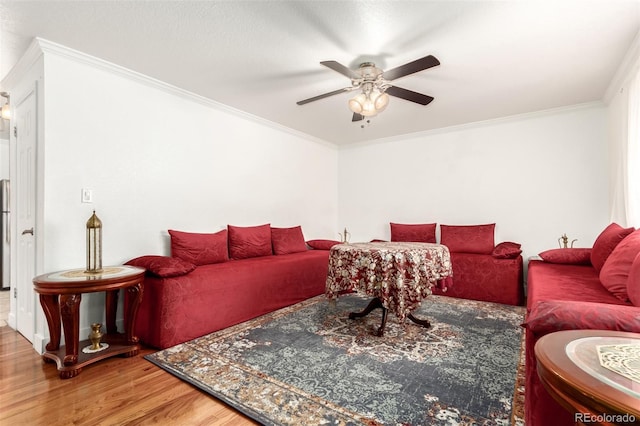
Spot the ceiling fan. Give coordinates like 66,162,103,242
296,55,440,122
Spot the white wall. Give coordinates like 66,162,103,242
35,50,338,345
42,53,338,268
338,104,610,261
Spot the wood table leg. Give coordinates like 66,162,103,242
407,313,431,329
105,289,119,334
59,294,81,366
348,297,389,336
39,294,61,351
124,282,143,346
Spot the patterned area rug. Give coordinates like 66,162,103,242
146,294,526,425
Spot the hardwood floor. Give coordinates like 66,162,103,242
0,326,258,425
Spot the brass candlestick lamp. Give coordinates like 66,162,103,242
85,210,103,273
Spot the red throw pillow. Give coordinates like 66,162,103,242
591,223,635,273
492,242,522,259
627,252,640,307
440,224,495,254
271,226,307,255
228,224,273,259
168,229,229,266
306,239,341,250
125,255,196,277
599,229,640,301
538,248,592,265
390,223,436,243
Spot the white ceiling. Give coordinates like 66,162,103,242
1,1,639,145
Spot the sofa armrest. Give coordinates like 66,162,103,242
523,300,640,336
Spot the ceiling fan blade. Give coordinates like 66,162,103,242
320,60,359,79
383,55,440,81
352,113,364,122
296,87,351,105
385,86,434,105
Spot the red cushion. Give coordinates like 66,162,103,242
125,255,196,277
591,223,635,273
168,229,229,266
440,224,495,254
599,229,640,301
306,239,341,250
538,248,592,265
492,241,522,259
390,222,436,243
524,300,639,334
627,252,640,307
228,224,273,259
271,226,307,255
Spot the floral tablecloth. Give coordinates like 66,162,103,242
325,242,453,321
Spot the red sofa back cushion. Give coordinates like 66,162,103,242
591,223,635,273
228,224,273,259
599,229,640,301
271,226,307,255
440,224,495,254
627,252,640,306
168,229,229,265
390,222,436,243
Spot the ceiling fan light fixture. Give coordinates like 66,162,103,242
348,93,366,114
360,97,378,117
349,88,388,117
373,91,389,112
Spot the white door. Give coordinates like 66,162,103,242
15,87,37,341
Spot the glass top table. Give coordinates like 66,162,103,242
535,330,640,421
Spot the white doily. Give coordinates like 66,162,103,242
82,343,109,354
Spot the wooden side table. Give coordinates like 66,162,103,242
33,265,145,379
535,330,640,425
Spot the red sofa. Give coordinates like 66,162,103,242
523,223,640,426
388,222,524,306
126,224,330,349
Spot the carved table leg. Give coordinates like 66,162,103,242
407,313,431,329
60,294,81,366
348,297,389,336
105,289,119,335
39,294,61,351
124,282,143,347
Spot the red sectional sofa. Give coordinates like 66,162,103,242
523,223,640,426
126,224,330,349
388,222,524,306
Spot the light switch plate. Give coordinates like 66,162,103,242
81,188,93,203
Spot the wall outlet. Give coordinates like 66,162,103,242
81,188,93,203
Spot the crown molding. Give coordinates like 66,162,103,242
604,29,640,104
5,38,335,149
340,101,605,150
1,38,45,89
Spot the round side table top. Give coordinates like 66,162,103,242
535,329,640,418
34,265,145,283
